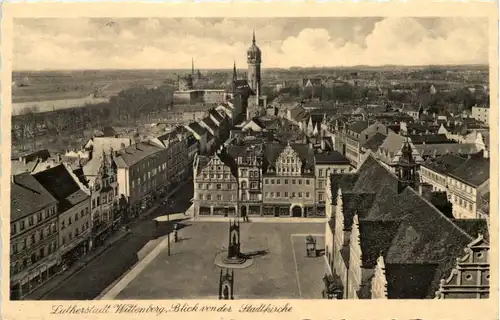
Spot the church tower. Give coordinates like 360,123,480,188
247,30,261,94
395,137,419,193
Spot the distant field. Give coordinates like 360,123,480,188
11,69,185,107
12,96,110,116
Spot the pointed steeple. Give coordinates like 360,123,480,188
233,61,237,81
191,57,194,76
252,29,256,45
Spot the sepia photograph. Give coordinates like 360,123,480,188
7,13,494,304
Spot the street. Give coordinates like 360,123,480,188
40,181,193,300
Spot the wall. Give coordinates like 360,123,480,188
59,198,91,257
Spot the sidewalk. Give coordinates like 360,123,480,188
190,216,326,223
25,228,130,300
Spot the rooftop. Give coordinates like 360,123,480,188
11,173,58,222
449,152,490,187
314,151,350,165
114,142,165,168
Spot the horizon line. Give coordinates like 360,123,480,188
13,64,489,72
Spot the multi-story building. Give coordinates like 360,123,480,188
149,126,191,192
314,151,351,216
341,121,390,169
33,164,92,269
471,105,490,125
192,152,238,216
81,151,120,248
233,144,263,217
262,142,316,217
114,142,169,217
447,151,490,219
324,152,490,299
10,173,58,300
420,154,468,193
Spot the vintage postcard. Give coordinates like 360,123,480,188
1,2,498,320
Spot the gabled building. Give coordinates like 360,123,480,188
192,151,238,216
10,173,58,300
33,164,91,272
262,142,316,217
324,153,490,299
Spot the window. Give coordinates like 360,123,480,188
20,220,25,231
306,180,310,185
61,221,65,229
319,193,324,201
277,179,280,184
265,192,269,198
291,192,296,198
227,184,232,189
68,217,72,225
271,192,274,198
37,211,43,221
11,224,17,235
277,192,281,197
265,179,269,184
198,183,203,189
298,192,302,198
207,194,212,201
69,232,73,240
285,192,288,197
271,179,275,184
85,207,89,215
216,184,221,190
11,243,18,255
217,195,222,201
81,210,84,218
75,213,79,221
319,169,324,177
319,181,323,188
298,179,302,185
251,182,257,189
292,179,296,184
62,237,66,245
285,179,289,184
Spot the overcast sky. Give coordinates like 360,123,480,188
14,17,488,70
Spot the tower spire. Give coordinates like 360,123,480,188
252,30,256,45
233,61,237,81
191,57,194,76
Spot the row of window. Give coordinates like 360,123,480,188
449,178,476,195
199,194,234,201
452,194,474,212
265,191,311,199
131,162,168,188
61,207,90,230
421,168,447,185
93,175,116,192
11,241,58,275
11,223,57,255
61,221,90,245
240,169,259,178
92,189,117,209
264,178,312,185
201,173,232,180
11,206,57,236
198,183,235,190
130,153,169,176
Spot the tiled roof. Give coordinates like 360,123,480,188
359,220,401,268
11,173,58,221
314,151,350,164
209,108,226,123
371,187,475,298
452,219,490,243
449,152,489,187
114,142,165,168
362,133,387,152
33,164,89,213
342,193,377,229
421,154,467,175
385,263,439,299
348,121,369,134
408,134,454,145
330,174,360,205
201,116,218,132
262,142,314,171
415,143,480,158
187,121,207,137
378,132,406,156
